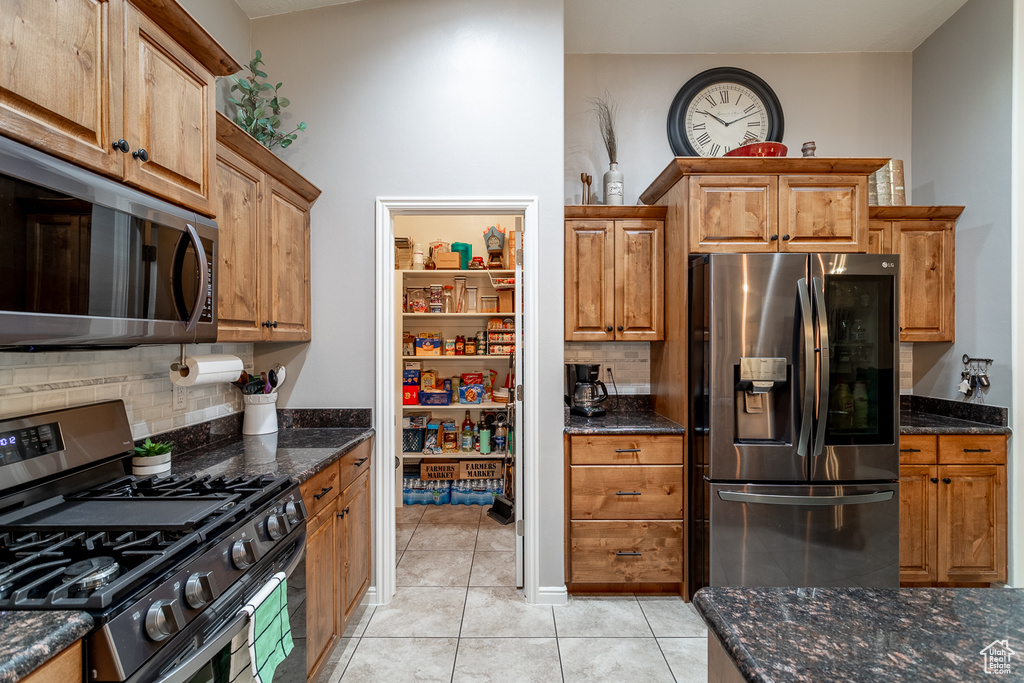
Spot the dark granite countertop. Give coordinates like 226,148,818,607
564,410,685,435
694,587,1024,682
0,611,93,683
171,428,375,483
900,410,1011,435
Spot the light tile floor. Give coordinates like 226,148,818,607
313,504,708,682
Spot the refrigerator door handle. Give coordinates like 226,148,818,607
812,277,830,457
796,278,815,458
717,490,894,506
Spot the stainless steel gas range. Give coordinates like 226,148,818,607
0,401,307,682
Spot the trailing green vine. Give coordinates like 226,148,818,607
228,50,307,150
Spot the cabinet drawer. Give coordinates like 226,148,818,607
338,438,372,491
570,435,683,465
301,463,340,517
569,521,683,583
900,435,937,464
938,434,1007,465
571,466,683,519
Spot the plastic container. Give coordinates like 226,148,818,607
242,392,278,435
480,295,498,313
451,242,472,270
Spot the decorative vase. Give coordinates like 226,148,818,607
132,452,172,477
603,162,623,205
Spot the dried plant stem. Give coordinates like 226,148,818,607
590,95,618,165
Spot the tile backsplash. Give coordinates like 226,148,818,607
900,343,913,395
0,344,253,440
564,342,650,394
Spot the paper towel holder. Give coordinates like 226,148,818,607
170,344,187,375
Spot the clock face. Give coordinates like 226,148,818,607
667,67,784,157
684,82,769,157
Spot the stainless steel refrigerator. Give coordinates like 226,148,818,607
688,252,900,593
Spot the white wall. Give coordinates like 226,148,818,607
565,53,913,205
177,0,251,66
250,0,566,588
911,0,1013,407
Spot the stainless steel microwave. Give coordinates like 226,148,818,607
0,135,217,348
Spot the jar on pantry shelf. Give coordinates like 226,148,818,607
466,286,478,312
442,285,455,313
480,295,498,313
429,284,443,307
455,335,465,355
454,277,467,313
408,288,428,313
412,251,424,270
466,337,477,355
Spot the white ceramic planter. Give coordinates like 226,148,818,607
132,452,172,476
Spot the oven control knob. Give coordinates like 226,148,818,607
145,599,184,642
231,538,260,569
284,501,304,524
185,571,220,609
266,514,287,540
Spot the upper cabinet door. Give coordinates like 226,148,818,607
215,145,265,342
778,175,867,253
688,176,776,253
895,220,955,342
265,179,311,341
123,4,214,216
565,220,615,341
615,219,663,341
867,220,892,255
0,0,124,176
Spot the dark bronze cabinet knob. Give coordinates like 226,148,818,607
942,477,952,484
617,326,623,331
770,234,778,241
112,139,130,153
782,234,791,241
606,326,613,332
930,477,939,483
133,148,149,162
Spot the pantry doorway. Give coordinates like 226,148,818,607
373,197,539,605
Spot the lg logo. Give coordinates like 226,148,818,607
881,262,895,268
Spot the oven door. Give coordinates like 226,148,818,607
126,531,305,683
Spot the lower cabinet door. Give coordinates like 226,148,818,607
938,465,1007,582
898,465,937,583
339,470,372,627
570,521,683,583
306,502,337,676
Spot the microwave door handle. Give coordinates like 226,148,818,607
812,277,830,458
182,224,208,332
796,278,814,458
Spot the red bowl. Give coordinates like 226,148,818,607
724,142,787,157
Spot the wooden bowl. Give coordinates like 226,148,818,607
724,142,788,157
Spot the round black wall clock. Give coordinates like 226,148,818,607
666,67,784,157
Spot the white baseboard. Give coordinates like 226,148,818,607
364,586,381,607
535,585,568,606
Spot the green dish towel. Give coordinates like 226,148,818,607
243,572,294,683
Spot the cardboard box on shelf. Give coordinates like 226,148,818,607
435,253,462,269
421,460,459,480
415,337,441,356
498,289,513,313
459,459,503,479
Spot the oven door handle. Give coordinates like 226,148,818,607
150,540,305,683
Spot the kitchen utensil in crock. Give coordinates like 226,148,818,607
271,363,286,389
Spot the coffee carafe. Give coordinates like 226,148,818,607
565,363,608,417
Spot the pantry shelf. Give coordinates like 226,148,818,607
398,269,514,277
403,452,509,459
403,313,502,319
403,402,507,411
401,355,510,361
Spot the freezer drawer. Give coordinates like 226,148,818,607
710,482,899,588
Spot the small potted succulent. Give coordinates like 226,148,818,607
132,438,174,476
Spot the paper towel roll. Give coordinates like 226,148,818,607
169,354,243,387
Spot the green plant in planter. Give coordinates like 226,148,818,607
228,50,307,150
134,438,174,457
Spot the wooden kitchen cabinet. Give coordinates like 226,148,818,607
215,113,320,342
564,206,665,341
0,0,238,216
21,640,82,683
898,433,1007,585
299,437,373,682
565,433,685,592
687,173,867,253
868,206,961,343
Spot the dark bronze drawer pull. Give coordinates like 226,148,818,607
962,448,991,453
314,486,333,500
615,448,641,453
942,478,952,484
616,551,642,556
354,457,369,466
930,478,939,483
615,491,642,496
900,448,921,453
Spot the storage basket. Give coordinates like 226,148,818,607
402,428,426,453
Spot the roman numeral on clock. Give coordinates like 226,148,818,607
719,91,729,104
696,132,711,146
744,131,759,143
705,95,716,107
744,104,757,114
748,120,761,127
692,122,706,130
709,143,721,156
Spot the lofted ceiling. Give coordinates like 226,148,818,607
234,0,969,53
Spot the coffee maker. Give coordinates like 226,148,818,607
565,363,608,417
